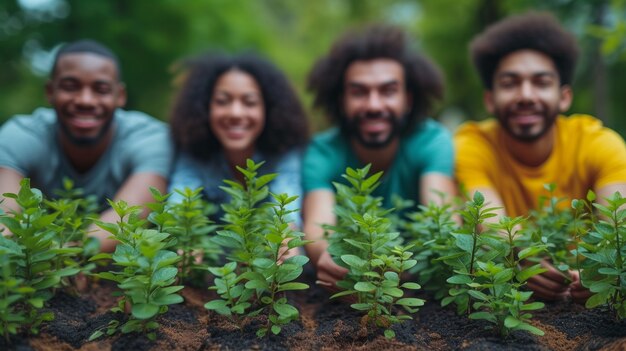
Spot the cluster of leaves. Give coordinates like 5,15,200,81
0,179,89,341
325,165,424,339
44,179,100,290
147,187,220,283
440,192,547,337
89,200,184,341
526,184,585,276
578,192,626,319
403,195,458,300
204,159,310,337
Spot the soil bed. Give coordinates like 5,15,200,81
4,266,626,351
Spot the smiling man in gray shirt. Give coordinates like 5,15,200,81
0,39,172,252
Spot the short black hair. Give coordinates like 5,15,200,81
308,24,444,133
50,39,122,80
170,52,309,160
470,12,579,89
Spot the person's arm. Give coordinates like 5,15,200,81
419,173,457,206
0,167,24,215
302,189,348,288
90,172,167,252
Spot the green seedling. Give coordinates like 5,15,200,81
326,165,424,339
404,196,458,300
0,179,80,336
205,159,309,337
89,200,183,341
147,187,220,283
467,216,546,337
441,193,546,337
579,191,626,319
0,236,39,343
45,178,100,290
528,183,580,276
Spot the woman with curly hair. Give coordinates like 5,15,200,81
168,53,309,225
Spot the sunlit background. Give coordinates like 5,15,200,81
2,0,625,134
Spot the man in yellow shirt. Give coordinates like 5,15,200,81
455,13,626,302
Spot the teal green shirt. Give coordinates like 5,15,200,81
302,119,454,208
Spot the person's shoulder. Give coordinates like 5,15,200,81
559,114,606,132
1,107,56,141
2,107,56,129
454,118,498,138
308,127,345,152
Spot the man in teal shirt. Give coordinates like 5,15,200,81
303,25,456,289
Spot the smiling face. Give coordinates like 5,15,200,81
47,53,126,146
485,49,572,143
209,69,265,157
342,59,410,149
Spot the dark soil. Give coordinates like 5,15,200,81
6,266,626,351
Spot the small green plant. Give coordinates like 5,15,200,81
147,187,220,283
45,178,100,290
403,196,458,300
205,159,310,337
0,235,38,343
529,184,580,275
89,200,184,341
578,191,626,319
441,192,546,337
0,179,81,336
325,165,424,339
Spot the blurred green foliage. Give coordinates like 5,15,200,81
1,0,625,134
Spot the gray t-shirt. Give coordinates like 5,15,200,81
0,107,172,205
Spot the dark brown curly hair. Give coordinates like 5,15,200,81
170,52,309,160
470,12,579,90
307,24,444,133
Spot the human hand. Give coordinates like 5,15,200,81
525,259,570,301
315,250,348,292
568,270,592,304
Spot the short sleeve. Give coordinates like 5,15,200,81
0,115,50,176
586,126,626,188
420,124,454,176
301,132,340,194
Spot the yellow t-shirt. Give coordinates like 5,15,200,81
454,114,626,217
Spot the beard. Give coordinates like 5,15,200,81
57,114,115,147
495,103,559,143
341,111,407,149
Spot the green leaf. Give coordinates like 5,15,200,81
351,303,373,311
89,330,104,341
586,292,609,309
447,274,472,285
395,298,424,307
469,311,496,323
384,329,395,339
354,281,376,292
152,293,183,305
277,282,308,292
341,255,367,269
132,303,160,319
504,316,521,328
273,303,298,318
401,282,421,290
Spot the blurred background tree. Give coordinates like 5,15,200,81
1,0,625,134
